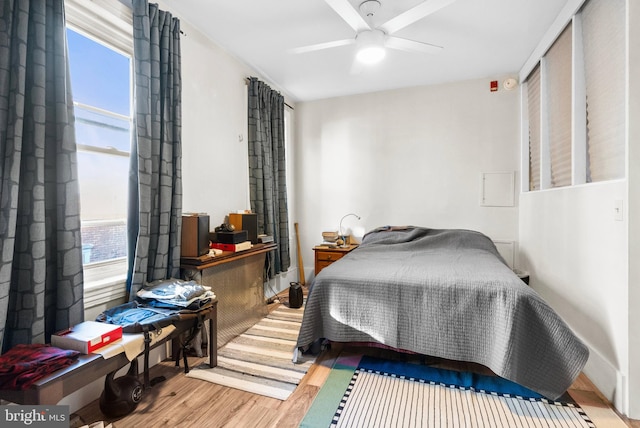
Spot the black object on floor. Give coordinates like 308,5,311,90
289,282,303,309
99,359,143,418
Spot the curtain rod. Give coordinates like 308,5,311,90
245,78,294,110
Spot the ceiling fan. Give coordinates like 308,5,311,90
292,0,457,65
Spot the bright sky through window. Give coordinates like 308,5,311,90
67,29,130,115
66,27,132,264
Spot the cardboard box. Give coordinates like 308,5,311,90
51,321,123,354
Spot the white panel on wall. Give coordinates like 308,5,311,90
481,172,515,207
493,240,515,269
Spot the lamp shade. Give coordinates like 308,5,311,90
355,30,386,64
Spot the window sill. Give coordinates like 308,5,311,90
83,259,128,309
523,178,626,194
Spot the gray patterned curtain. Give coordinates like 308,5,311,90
0,0,84,352
248,78,290,275
127,0,182,299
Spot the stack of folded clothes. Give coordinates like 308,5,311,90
0,344,80,389
96,279,216,334
136,279,215,310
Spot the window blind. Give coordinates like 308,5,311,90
581,0,625,182
527,64,541,191
65,0,133,55
545,23,573,188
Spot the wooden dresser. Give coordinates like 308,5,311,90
313,244,358,275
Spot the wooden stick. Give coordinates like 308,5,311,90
294,222,305,285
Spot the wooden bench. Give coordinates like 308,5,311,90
0,300,217,405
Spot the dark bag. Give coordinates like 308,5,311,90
289,282,303,309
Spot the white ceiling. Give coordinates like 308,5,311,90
161,0,568,102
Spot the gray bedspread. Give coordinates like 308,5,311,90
296,227,588,400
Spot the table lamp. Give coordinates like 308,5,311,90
339,213,361,247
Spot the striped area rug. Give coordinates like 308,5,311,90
302,355,596,428
186,304,314,400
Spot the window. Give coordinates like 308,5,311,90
581,0,625,182
523,0,626,192
545,23,573,188
67,28,131,266
526,64,541,191
65,0,134,286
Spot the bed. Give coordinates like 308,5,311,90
295,226,589,400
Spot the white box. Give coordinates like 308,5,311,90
51,321,123,354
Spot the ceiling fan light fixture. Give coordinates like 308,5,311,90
356,45,386,64
355,29,386,65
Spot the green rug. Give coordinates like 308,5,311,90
301,354,595,428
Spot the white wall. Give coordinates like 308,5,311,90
516,0,638,418
294,77,521,277
178,15,253,222
626,0,640,418
172,1,300,297
518,183,629,410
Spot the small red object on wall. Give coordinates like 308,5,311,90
490,80,498,92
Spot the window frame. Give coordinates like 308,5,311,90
519,0,626,193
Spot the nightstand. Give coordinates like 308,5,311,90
314,244,358,275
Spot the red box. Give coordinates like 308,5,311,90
210,241,252,252
51,321,123,354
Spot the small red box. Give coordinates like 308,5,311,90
51,321,122,354
210,241,252,252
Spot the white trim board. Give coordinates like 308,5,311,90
493,240,515,269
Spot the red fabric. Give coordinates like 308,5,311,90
0,344,80,390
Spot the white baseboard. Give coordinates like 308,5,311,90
582,342,627,416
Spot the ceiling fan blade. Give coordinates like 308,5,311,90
385,36,443,55
323,0,371,32
290,39,355,54
380,0,456,35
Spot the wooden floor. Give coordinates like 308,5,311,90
70,298,640,428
